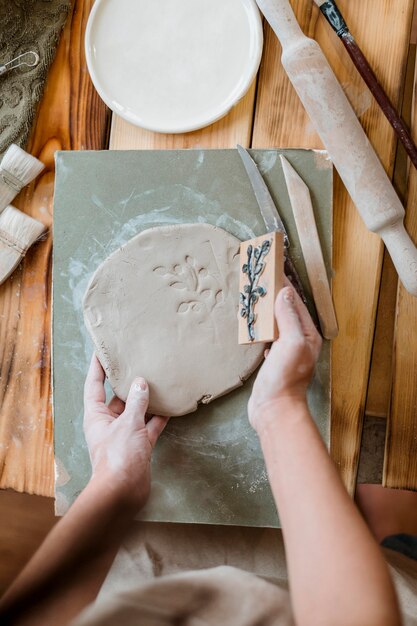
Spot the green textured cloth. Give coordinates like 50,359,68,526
0,0,70,156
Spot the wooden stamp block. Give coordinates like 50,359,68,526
238,231,284,344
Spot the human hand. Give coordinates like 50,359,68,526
83,354,169,512
248,284,322,433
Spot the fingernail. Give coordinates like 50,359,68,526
283,287,294,304
134,378,147,391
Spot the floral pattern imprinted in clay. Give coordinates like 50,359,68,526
153,255,224,316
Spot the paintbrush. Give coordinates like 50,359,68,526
255,0,417,297
0,205,47,285
314,0,417,170
0,144,44,212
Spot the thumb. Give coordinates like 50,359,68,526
123,377,149,427
275,287,303,339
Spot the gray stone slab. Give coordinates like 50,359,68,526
53,148,333,527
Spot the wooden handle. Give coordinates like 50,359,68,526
255,0,417,297
280,156,338,339
379,221,417,297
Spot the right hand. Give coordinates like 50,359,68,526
248,284,322,433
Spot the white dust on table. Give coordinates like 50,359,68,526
54,456,71,488
248,469,268,493
256,151,277,173
313,149,332,170
196,150,205,168
216,214,255,240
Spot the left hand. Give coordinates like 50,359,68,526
83,354,170,512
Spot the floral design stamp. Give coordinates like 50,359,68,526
239,239,271,342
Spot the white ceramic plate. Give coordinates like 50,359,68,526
85,0,263,134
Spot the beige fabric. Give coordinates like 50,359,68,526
384,548,417,626
71,522,417,626
72,566,294,626
97,522,288,599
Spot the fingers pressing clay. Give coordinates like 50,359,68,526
147,415,171,448
274,287,303,340
107,395,126,417
123,378,149,427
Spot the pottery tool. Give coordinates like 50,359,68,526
0,144,44,212
239,231,284,344
0,51,40,77
237,144,308,308
0,205,46,285
280,155,338,340
314,0,417,171
255,0,417,297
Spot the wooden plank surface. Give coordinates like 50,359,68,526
0,0,110,496
365,40,417,420
109,81,257,149
252,0,414,493
384,49,417,490
0,490,55,593
364,253,397,418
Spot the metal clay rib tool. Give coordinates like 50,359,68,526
236,144,309,307
0,51,40,76
255,0,417,297
280,155,338,339
313,0,417,170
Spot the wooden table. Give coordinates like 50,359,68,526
1,0,417,498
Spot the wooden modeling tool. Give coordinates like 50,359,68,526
237,144,308,306
0,205,46,285
0,144,44,212
280,155,338,340
255,0,417,297
239,231,284,344
314,0,417,171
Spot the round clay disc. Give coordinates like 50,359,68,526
83,223,264,416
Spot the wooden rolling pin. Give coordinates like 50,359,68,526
256,0,417,296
